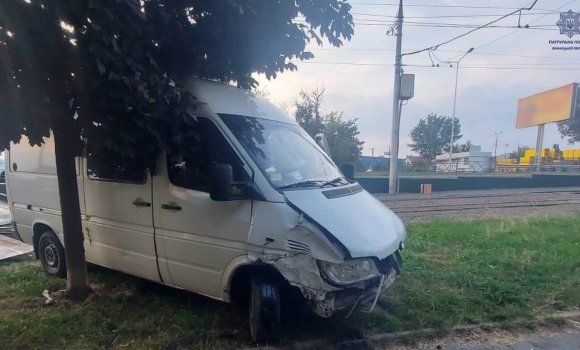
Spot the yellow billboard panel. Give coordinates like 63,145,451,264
516,84,575,129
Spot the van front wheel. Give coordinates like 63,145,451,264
249,277,281,344
39,231,67,278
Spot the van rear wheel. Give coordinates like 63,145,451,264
38,231,67,278
249,277,281,344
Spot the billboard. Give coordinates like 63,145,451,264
516,83,578,129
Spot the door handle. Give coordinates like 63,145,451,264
161,204,182,211
132,200,151,207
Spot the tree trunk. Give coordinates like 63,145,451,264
52,119,90,301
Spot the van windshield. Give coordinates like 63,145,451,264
219,114,344,190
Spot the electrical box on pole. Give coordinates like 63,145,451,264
400,74,415,100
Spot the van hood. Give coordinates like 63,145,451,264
283,185,406,260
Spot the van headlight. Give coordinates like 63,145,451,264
317,258,380,286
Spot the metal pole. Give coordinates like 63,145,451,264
449,48,473,165
388,0,403,195
505,144,508,159
449,63,460,164
535,124,545,172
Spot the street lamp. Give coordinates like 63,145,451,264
449,47,475,164
505,144,509,159
494,131,503,173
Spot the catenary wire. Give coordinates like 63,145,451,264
401,1,539,57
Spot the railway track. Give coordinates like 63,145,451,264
379,189,580,203
389,198,580,214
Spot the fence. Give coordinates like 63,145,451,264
357,173,580,194
357,160,580,179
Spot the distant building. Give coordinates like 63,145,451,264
433,146,493,173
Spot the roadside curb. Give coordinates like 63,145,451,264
239,311,580,350
0,251,35,264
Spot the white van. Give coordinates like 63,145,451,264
5,78,406,343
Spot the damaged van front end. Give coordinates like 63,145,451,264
246,185,406,319
267,246,403,319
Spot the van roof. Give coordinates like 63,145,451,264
185,78,298,125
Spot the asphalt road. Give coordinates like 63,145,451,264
417,331,580,350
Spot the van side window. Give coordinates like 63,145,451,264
87,143,147,183
167,118,246,192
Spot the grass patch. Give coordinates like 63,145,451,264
0,262,248,350
367,214,580,333
1,214,580,349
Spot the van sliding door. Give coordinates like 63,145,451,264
82,143,160,283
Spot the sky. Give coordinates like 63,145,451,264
253,0,580,158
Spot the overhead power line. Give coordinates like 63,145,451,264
348,2,556,11
476,0,578,50
290,61,580,70
296,19,555,30
352,12,556,19
402,0,539,57
402,0,579,73
297,18,554,26
309,48,580,61
356,23,553,30
408,66,580,71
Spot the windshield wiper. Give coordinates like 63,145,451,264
277,177,348,191
277,180,335,191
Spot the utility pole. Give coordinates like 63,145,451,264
388,0,403,195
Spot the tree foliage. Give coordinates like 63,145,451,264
294,88,364,165
295,88,326,137
0,0,354,299
558,101,580,144
408,113,462,160
455,140,472,153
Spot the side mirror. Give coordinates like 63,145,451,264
210,164,233,201
340,162,355,181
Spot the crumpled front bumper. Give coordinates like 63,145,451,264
313,250,404,318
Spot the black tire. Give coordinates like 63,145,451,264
249,277,281,344
38,231,67,278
